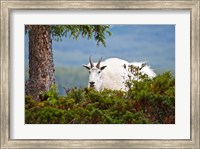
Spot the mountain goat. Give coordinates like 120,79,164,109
83,56,156,91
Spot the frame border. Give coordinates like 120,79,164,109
1,0,199,148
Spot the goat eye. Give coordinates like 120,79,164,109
98,71,101,73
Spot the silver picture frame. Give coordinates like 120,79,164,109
1,0,199,148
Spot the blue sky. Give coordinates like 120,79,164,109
25,25,175,72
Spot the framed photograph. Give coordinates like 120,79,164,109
1,0,199,148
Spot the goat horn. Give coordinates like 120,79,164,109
96,57,103,68
89,55,94,68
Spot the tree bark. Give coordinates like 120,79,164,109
25,25,55,100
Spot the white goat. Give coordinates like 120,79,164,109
83,56,156,91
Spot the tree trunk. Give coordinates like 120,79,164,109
25,25,55,100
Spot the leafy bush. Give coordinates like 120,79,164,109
40,85,59,104
25,68,175,124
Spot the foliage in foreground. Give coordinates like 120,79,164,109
25,71,175,124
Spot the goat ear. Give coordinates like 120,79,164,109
83,65,90,70
100,66,107,70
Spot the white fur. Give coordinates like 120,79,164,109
83,57,156,91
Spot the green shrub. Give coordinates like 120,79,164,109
25,70,175,124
